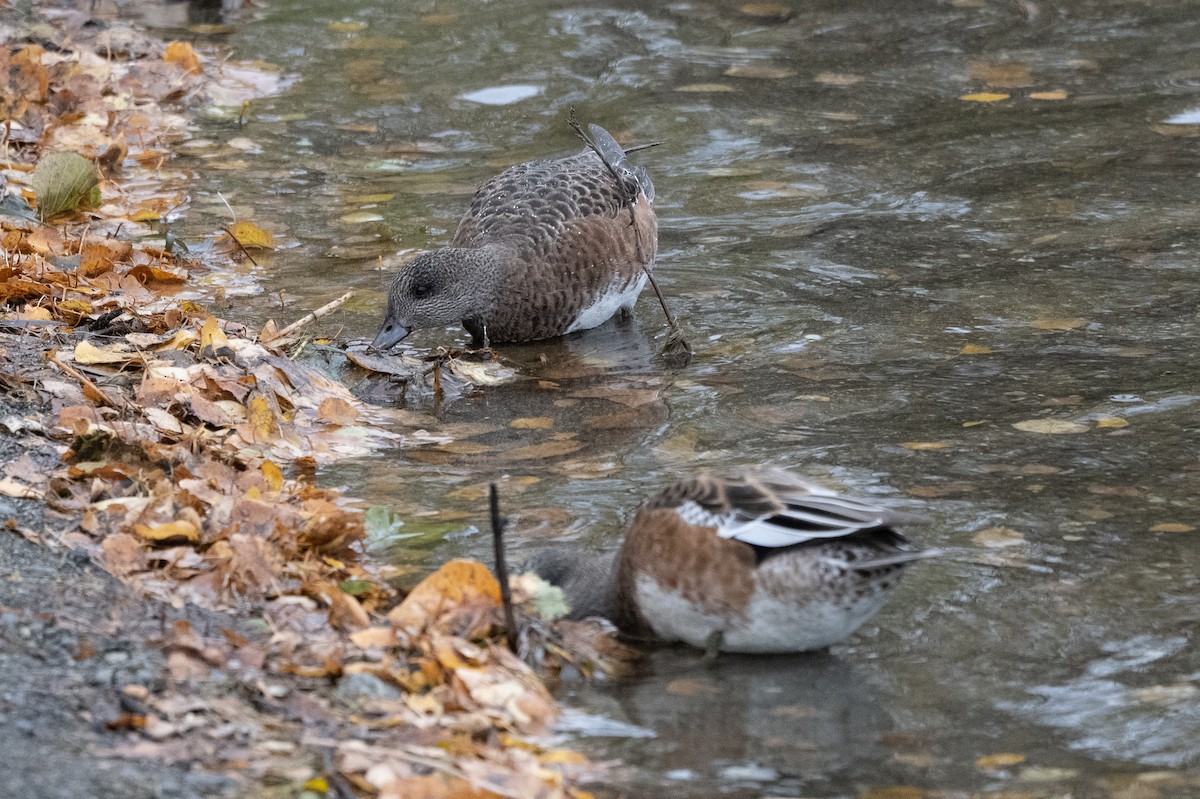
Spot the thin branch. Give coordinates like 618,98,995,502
489,483,518,654
260,290,353,344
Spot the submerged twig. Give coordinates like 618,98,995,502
489,483,518,654
260,290,353,344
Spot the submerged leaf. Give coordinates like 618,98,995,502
31,152,100,220
364,505,405,539
1012,419,1089,434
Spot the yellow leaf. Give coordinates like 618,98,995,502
328,20,367,32
134,520,201,545
960,343,993,354
164,41,202,75
900,441,949,451
303,777,329,792
976,752,1026,770
1012,419,1089,434
130,208,162,222
1030,317,1086,331
1095,416,1128,429
972,527,1025,548
388,559,501,631
540,748,589,766
228,220,275,249
510,417,553,430
260,460,283,492
1030,89,1068,100
73,340,135,365
199,315,231,359
1149,523,1195,533
246,395,278,441
960,92,1009,102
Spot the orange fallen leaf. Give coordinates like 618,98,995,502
388,559,501,632
900,441,949,451
510,417,553,430
960,92,1009,102
164,41,203,75
975,752,1026,770
1030,89,1068,100
133,520,201,545
960,343,993,355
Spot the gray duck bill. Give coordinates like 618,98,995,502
371,320,411,350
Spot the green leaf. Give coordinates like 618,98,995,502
363,505,405,539
337,579,373,596
30,151,100,220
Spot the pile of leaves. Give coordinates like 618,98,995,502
0,12,619,798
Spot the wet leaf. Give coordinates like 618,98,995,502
1019,766,1080,782
814,71,862,86
665,678,718,697
328,20,368,32
1030,317,1086,331
1030,89,1068,100
738,2,793,20
1148,523,1195,533
1012,419,1089,434
510,417,553,430
674,83,736,93
1095,416,1128,429
967,60,1032,88
388,559,501,632
228,220,275,249
164,41,202,75
199,316,232,359
31,152,100,220
960,92,1009,102
975,752,1026,770
724,64,797,79
972,527,1026,548
960,343,993,354
505,440,582,460
74,340,139,366
134,520,201,545
900,441,949,451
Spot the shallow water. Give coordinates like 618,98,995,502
147,0,1200,794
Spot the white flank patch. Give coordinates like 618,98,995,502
633,572,890,654
566,272,648,333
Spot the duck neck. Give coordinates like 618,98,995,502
447,244,514,343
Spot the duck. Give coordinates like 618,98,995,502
529,470,938,655
372,123,657,349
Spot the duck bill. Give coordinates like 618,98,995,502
371,321,411,350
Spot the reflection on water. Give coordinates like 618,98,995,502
151,0,1200,794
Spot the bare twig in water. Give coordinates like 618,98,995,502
260,290,353,344
489,483,519,654
566,109,692,365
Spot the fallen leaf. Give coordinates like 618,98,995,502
0,479,41,499
724,64,797,79
976,752,1026,770
1095,416,1128,429
814,71,862,86
227,220,275,249
1148,523,1195,533
972,527,1026,548
959,343,993,355
510,417,553,430
739,2,792,20
31,151,100,220
164,41,202,74
900,441,949,451
388,559,501,632
1030,89,1068,100
674,83,736,93
960,92,1009,102
967,60,1032,88
1011,419,1089,434
133,520,201,545
1030,317,1086,331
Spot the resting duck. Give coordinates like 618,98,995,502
530,470,937,654
372,123,657,349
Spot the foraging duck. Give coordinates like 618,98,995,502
530,470,937,654
372,123,657,349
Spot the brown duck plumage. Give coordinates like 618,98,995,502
372,124,657,348
530,470,938,654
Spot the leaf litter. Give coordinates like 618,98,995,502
0,12,623,798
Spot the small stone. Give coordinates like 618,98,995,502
334,672,402,702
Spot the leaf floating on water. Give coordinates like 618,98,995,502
328,20,368,32
446,358,516,386
967,60,1033,88
674,83,737,93
1094,416,1128,429
814,71,863,86
1011,419,1089,434
1029,317,1086,331
975,752,1026,770
1018,766,1080,783
510,417,553,430
738,2,793,20
900,441,949,451
164,41,203,75
227,220,275,249
1030,89,1069,100
724,64,797,79
960,343,993,354
31,151,100,220
364,505,405,539
1148,523,1195,533
960,92,1010,102
972,527,1026,548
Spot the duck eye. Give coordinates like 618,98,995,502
411,281,434,298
